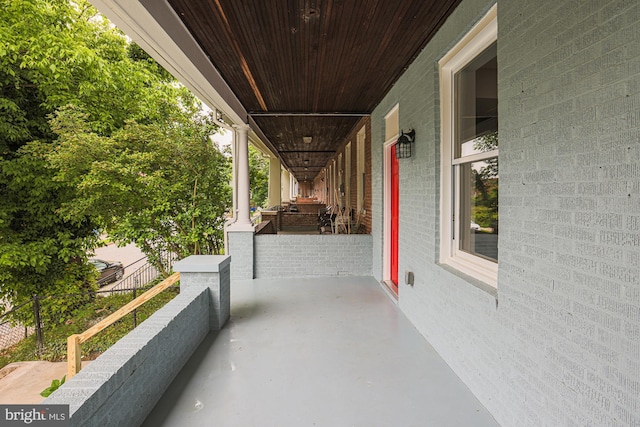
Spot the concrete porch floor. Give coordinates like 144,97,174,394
142,276,499,427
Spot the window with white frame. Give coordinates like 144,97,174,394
439,5,498,287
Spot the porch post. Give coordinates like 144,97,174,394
231,123,253,230
173,255,231,330
281,169,291,203
226,123,254,281
291,176,298,199
268,156,281,208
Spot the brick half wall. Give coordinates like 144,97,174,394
254,234,372,278
44,256,231,427
45,286,211,427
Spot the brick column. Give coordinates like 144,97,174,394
173,255,231,330
227,231,254,280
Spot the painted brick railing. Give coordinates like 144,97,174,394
254,234,372,278
44,256,230,427
66,272,181,379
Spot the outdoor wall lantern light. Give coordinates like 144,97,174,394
395,129,415,159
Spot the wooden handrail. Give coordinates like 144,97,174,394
67,272,180,379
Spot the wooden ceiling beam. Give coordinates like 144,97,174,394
249,112,369,117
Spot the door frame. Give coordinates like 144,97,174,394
383,135,399,295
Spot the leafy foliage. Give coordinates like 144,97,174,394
0,0,172,150
40,375,65,398
472,132,498,229
0,131,100,310
0,0,231,311
0,284,180,369
0,0,120,309
473,131,498,181
47,107,231,264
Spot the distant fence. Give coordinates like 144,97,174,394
0,301,34,350
0,253,178,354
100,252,178,294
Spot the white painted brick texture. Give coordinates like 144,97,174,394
371,0,640,425
228,231,254,280
254,235,372,278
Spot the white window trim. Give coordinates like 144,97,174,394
439,5,498,287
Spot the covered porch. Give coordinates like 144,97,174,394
47,0,640,425
142,276,498,427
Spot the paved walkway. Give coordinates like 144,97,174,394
143,276,500,427
0,361,90,404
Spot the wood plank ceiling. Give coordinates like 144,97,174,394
167,0,461,181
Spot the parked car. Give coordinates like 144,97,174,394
470,221,481,231
89,258,125,286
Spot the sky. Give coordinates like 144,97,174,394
210,128,232,151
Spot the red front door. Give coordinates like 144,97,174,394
390,145,399,294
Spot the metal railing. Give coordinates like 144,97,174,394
0,253,178,355
99,252,177,292
0,301,34,350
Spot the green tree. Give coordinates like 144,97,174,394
472,132,498,229
0,0,127,308
0,0,201,309
0,140,99,306
47,107,231,273
0,1,175,149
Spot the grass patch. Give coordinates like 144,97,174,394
0,284,179,370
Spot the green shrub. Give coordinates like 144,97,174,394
40,376,65,398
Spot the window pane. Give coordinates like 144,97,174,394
455,43,497,158
459,158,498,262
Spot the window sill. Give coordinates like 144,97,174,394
438,263,498,300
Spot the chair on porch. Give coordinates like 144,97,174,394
317,205,336,234
333,206,350,234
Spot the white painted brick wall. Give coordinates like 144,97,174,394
254,235,372,278
46,256,232,426
45,287,211,427
180,269,230,330
227,231,254,280
371,0,640,425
